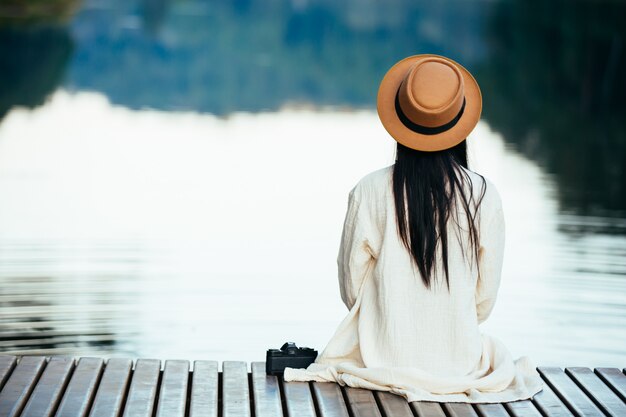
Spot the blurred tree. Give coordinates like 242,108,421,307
0,0,80,26
64,0,486,114
0,26,74,119
141,0,172,34
476,0,626,216
0,0,79,118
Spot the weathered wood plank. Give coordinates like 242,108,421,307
537,367,604,417
410,401,447,417
250,362,283,417
531,378,575,417
89,358,133,417
222,361,250,417
503,399,544,417
443,402,479,417
55,357,104,417
565,366,626,417
0,356,621,417
122,359,161,417
281,379,316,417
342,385,382,417
595,368,626,402
21,356,74,417
155,360,189,417
189,360,218,417
0,356,46,417
474,403,509,417
373,391,413,417
311,381,350,417
0,356,17,390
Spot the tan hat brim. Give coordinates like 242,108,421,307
377,54,482,152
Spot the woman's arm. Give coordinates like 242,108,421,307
475,187,506,324
337,187,376,310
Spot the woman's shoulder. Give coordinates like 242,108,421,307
349,164,394,201
347,164,503,212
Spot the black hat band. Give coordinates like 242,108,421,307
394,89,466,135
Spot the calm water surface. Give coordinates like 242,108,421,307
0,0,625,368
0,91,624,367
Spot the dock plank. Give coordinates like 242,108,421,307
89,358,133,417
503,399,543,417
21,356,74,417
281,379,316,417
122,359,161,417
0,356,46,417
251,362,283,417
342,385,382,417
189,360,218,417
474,403,509,417
565,366,626,416
537,367,604,417
222,361,250,417
443,402,479,417
374,391,413,417
531,378,574,417
155,360,189,417
0,357,623,417
595,368,626,402
0,356,17,390
311,381,350,417
55,357,104,417
410,401,447,417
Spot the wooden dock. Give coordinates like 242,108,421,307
0,356,625,417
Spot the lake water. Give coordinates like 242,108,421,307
0,0,625,369
0,90,624,368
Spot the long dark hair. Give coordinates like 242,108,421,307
392,139,486,291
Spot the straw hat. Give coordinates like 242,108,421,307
377,54,482,152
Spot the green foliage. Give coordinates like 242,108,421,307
0,26,74,118
476,0,626,215
0,0,624,215
0,0,81,26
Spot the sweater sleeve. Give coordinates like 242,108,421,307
475,184,506,325
337,187,376,311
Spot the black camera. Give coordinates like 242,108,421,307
266,342,318,376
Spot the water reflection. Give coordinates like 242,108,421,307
64,0,487,114
0,25,73,119
0,91,624,366
0,241,143,355
477,0,626,216
0,0,80,26
1,0,623,216
0,0,625,367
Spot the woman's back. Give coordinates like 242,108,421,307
340,164,503,377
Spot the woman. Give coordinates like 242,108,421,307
283,54,544,403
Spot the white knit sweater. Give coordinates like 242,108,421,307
283,164,544,403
